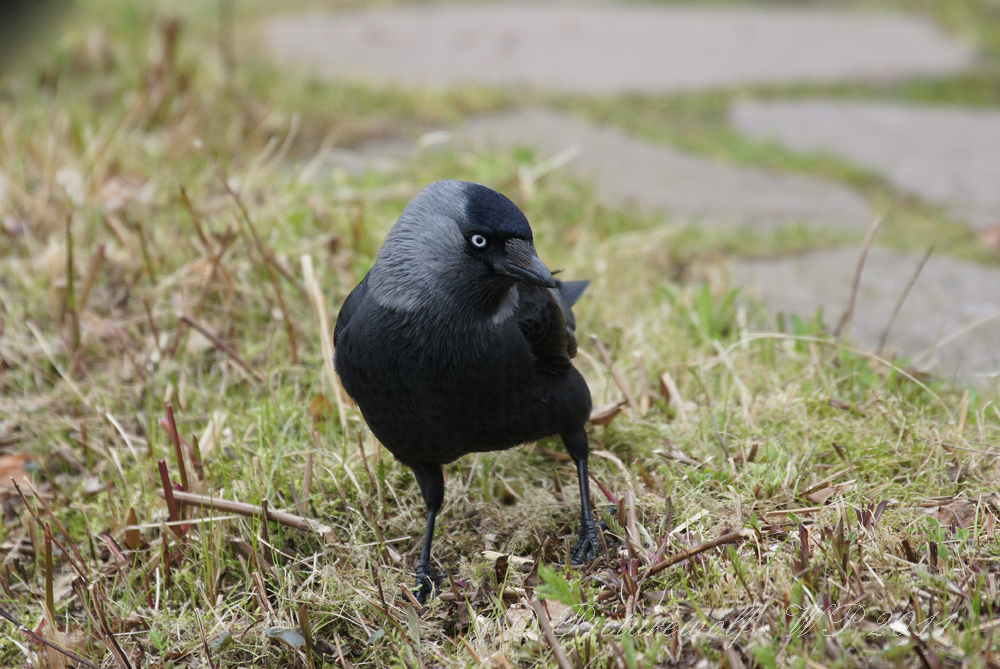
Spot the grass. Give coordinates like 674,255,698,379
1,0,999,668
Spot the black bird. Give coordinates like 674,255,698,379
333,180,596,601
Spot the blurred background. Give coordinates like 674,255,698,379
4,0,997,383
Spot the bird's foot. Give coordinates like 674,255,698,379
413,565,442,605
570,521,601,565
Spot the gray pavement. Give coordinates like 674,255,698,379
265,4,974,94
730,247,1000,382
732,100,1000,232
461,109,872,231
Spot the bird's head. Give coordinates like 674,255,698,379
369,181,555,314
456,182,556,290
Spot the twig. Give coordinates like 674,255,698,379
167,229,233,358
334,631,357,669
299,605,316,669
64,215,80,353
179,185,211,249
166,404,189,491
528,445,572,462
77,242,106,313
160,489,337,537
197,139,302,360
195,610,219,669
456,636,482,665
399,583,423,611
588,470,617,505
133,217,157,285
644,529,751,578
589,334,639,412
195,139,304,294
833,214,884,338
13,479,89,579
530,598,574,669
879,245,934,355
179,314,265,383
623,489,639,550
0,605,100,669
303,452,314,500
43,524,54,622
763,506,826,518
76,582,133,669
658,371,687,421
158,460,181,531
258,499,274,566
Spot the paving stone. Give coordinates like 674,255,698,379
265,5,974,94
731,100,1000,232
460,109,872,231
730,247,1000,382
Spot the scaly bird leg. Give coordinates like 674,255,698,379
410,463,444,604
564,428,600,563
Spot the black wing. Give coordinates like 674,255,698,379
516,279,588,376
334,272,369,345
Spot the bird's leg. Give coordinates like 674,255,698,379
564,429,600,564
410,463,444,604
416,507,439,601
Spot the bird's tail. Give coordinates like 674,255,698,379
557,280,589,306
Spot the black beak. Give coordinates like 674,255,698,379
500,238,556,289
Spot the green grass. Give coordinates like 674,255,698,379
1,1,999,668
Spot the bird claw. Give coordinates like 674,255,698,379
413,565,442,605
570,522,600,564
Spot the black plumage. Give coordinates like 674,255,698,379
334,180,597,601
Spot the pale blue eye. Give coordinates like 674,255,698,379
470,235,487,248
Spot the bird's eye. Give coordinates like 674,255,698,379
470,234,487,248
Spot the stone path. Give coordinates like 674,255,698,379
265,4,973,94
730,248,1000,381
461,109,871,231
732,100,1000,232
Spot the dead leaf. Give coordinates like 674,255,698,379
309,394,335,423
539,600,571,626
265,626,304,649
125,507,141,551
494,554,509,586
198,411,228,455
0,454,32,497
210,631,233,654
804,486,837,505
505,605,534,639
481,551,534,571
589,401,625,427
935,499,977,528
802,480,852,505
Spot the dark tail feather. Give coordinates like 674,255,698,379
557,280,589,307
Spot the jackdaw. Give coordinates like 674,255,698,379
334,180,595,602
